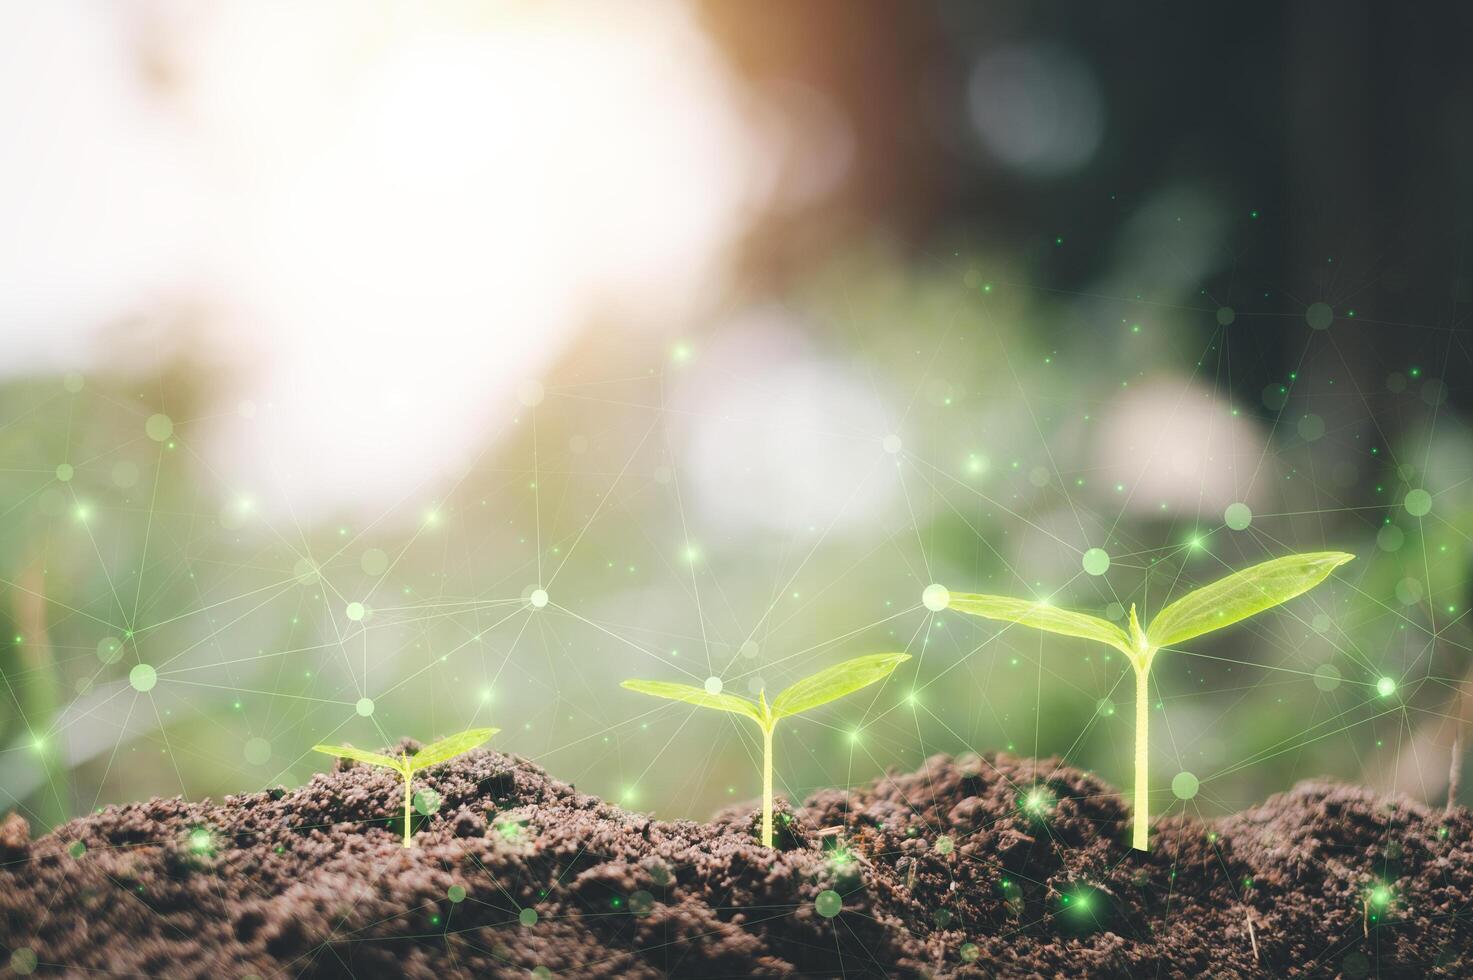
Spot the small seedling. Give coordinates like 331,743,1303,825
937,551,1352,850
621,653,910,847
313,727,499,847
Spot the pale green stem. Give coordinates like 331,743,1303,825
1132,664,1150,851
403,770,413,848
761,724,774,848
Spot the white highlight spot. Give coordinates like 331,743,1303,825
922,584,950,612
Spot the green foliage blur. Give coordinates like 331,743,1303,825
2,242,1465,835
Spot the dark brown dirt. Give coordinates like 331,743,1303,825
1,743,1469,978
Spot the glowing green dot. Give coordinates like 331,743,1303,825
1404,489,1432,516
1377,676,1397,698
519,907,539,927
1081,548,1110,576
1297,413,1325,441
1024,787,1052,813
361,548,389,576
413,789,442,815
189,828,213,853
1370,885,1391,907
935,835,954,855
145,413,174,442
1376,525,1404,551
97,636,123,664
922,583,949,611
9,948,37,975
1171,771,1199,800
244,737,271,766
529,589,549,609
1216,306,1235,326
1223,502,1252,530
129,663,157,692
1313,663,1342,692
628,889,654,915
356,697,375,717
814,890,842,918
959,943,980,963
346,601,365,621
1306,302,1333,330
447,884,466,903
68,840,86,858
703,676,722,695
55,463,73,482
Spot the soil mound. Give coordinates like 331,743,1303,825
1,745,1469,977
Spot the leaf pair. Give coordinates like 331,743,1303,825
945,551,1354,669
620,652,911,729
622,652,911,848
313,727,500,776
940,550,1353,851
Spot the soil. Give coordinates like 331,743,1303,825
1,744,1469,979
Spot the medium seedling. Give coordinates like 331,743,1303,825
937,551,1352,850
313,727,499,847
621,653,910,847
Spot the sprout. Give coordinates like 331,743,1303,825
940,551,1353,850
621,653,911,847
312,727,499,848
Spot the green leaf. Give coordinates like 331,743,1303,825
1127,604,1146,652
410,728,501,770
770,653,911,719
947,593,1133,656
620,680,764,724
1146,551,1354,649
312,744,404,772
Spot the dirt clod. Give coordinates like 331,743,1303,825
1,751,1469,977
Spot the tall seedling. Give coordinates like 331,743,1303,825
313,727,499,847
938,552,1352,850
622,653,910,847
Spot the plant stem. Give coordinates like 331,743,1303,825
403,774,413,848
761,725,774,848
1132,665,1150,850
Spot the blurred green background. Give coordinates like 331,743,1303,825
3,1,1472,833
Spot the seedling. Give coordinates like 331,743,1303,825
937,551,1353,850
312,727,499,847
621,653,910,847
